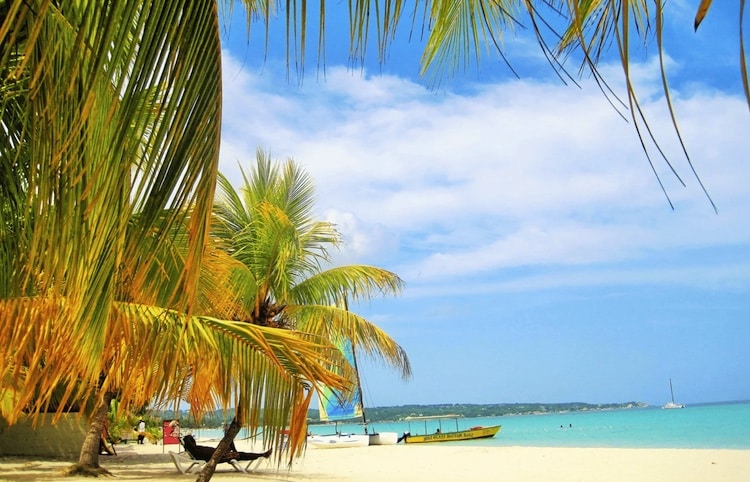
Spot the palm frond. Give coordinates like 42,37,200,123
419,0,523,85
105,302,350,455
292,265,404,306
0,0,221,419
289,303,411,379
694,0,713,30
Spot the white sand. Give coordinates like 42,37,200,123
1,440,748,481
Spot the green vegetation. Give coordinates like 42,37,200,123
150,402,648,429
145,409,235,430
309,402,648,423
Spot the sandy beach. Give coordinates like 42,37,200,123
1,440,748,482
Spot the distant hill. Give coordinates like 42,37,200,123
309,402,648,423
151,401,647,428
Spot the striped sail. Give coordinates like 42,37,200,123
318,338,363,422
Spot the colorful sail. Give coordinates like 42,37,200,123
318,337,363,422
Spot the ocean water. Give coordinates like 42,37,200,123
303,401,750,449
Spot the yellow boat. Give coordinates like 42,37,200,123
399,416,501,444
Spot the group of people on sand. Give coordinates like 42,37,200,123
99,416,272,466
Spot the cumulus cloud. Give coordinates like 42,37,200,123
218,49,750,294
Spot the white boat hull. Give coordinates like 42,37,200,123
308,433,369,449
663,379,684,409
368,432,399,445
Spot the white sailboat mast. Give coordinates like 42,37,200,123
669,378,676,403
343,296,368,428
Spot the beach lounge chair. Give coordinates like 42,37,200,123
176,434,272,474
169,450,206,474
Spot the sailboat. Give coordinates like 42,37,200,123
308,302,398,447
662,378,685,409
307,337,370,449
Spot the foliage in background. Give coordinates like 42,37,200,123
310,402,649,422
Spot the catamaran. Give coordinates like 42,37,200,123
307,360,370,449
307,337,398,447
662,378,685,409
308,301,398,448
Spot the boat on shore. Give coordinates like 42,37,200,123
662,378,685,409
307,432,370,449
368,431,399,444
308,299,398,447
398,416,501,444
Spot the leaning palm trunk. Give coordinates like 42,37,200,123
72,391,115,475
196,417,243,482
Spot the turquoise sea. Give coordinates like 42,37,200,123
301,401,750,450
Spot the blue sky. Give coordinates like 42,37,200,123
216,2,749,408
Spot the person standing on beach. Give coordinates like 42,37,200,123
169,419,181,439
137,419,146,444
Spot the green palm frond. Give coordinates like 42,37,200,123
553,0,718,211
292,265,404,306
213,149,411,381
0,0,221,419
103,302,349,453
234,0,735,208
420,0,522,85
289,303,412,378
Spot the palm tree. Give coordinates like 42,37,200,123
200,150,411,479
213,151,410,365
0,2,350,476
0,1,219,469
1,0,734,476
1,0,221,414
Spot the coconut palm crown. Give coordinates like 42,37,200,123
212,149,412,379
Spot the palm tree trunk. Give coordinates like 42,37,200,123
70,391,115,475
195,416,242,482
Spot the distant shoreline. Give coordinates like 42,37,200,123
308,401,648,424
155,399,750,430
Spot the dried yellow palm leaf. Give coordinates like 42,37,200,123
741,0,750,112
694,0,713,30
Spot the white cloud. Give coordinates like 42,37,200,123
219,49,750,293
322,209,400,266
